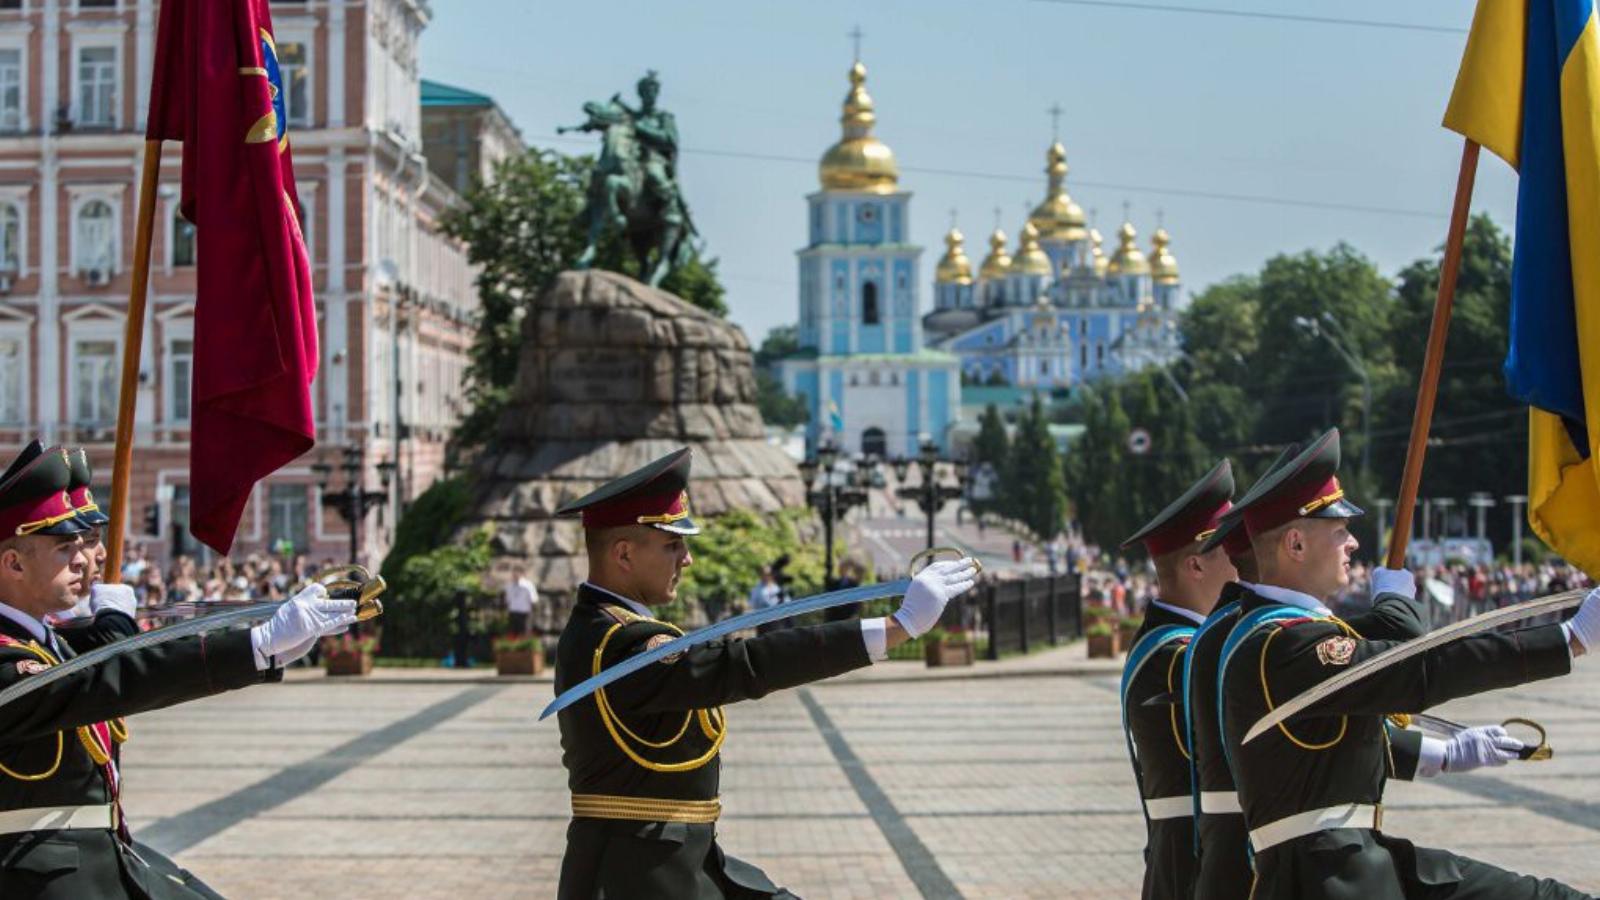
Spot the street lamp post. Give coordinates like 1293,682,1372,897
1294,313,1371,479
891,437,970,551
1432,497,1457,541
1468,493,1495,542
799,440,874,586
1505,494,1528,567
312,443,392,567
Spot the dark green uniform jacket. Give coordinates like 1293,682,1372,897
1222,586,1586,900
0,606,278,899
1123,602,1202,900
555,583,873,899
1187,582,1431,899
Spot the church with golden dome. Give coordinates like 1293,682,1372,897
777,58,962,459
925,139,1185,387
777,55,1187,457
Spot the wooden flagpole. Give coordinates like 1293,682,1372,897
105,139,164,583
1385,139,1481,569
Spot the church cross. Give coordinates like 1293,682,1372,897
849,26,864,62
1048,103,1063,141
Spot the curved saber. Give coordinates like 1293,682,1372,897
0,602,283,712
0,575,387,715
539,578,912,721
1243,588,1586,745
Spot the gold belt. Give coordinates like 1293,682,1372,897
571,793,721,824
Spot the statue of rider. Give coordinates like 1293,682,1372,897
614,70,685,260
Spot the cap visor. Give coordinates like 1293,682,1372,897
78,510,110,527
1199,517,1241,555
1308,498,1365,519
35,517,92,536
652,516,701,536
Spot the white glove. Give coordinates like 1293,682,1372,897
893,558,980,637
1370,567,1416,600
1441,725,1524,773
249,584,357,669
1565,586,1600,652
89,583,138,619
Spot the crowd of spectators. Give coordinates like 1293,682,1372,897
116,543,339,610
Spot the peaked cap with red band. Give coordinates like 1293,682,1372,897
1233,428,1364,537
66,447,109,528
1121,459,1235,556
1201,441,1303,557
0,443,92,538
556,447,701,536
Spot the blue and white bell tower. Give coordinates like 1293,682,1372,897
780,57,960,458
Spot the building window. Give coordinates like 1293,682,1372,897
0,204,20,273
75,199,115,277
168,338,192,422
1040,361,1048,376
1080,344,1088,369
0,2,23,10
277,41,310,128
869,370,880,386
0,334,21,424
1096,342,1105,366
77,47,116,128
78,0,117,7
861,282,880,325
171,209,195,267
73,339,118,425
267,483,309,555
0,49,20,132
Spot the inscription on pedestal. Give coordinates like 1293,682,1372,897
548,349,645,403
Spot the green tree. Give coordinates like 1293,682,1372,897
756,370,809,428
1004,395,1068,540
972,404,1010,515
754,325,800,368
1069,384,1134,549
439,149,590,452
655,248,729,318
1378,213,1522,549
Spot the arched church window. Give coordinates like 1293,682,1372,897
869,370,880,386
862,282,880,325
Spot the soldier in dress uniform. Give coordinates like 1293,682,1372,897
1117,460,1239,900
0,443,361,898
552,447,978,899
1185,442,1485,899
1220,428,1599,899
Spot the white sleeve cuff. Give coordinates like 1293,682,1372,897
861,617,889,663
249,626,272,672
1417,735,1447,778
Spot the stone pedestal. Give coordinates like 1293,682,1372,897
455,270,810,622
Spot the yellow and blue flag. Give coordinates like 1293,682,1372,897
828,400,844,433
1444,0,1600,576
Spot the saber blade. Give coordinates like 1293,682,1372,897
1242,588,1586,745
539,578,912,721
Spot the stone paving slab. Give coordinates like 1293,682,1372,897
115,657,1600,898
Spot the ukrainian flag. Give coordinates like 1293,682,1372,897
1445,0,1600,575
828,401,844,433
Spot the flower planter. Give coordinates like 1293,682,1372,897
324,650,373,676
1117,624,1140,652
1087,632,1119,659
923,639,974,667
495,645,544,676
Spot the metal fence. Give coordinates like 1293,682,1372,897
939,574,1082,660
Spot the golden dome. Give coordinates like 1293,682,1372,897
1090,228,1109,277
1010,221,1053,276
1028,141,1087,242
819,61,899,193
935,227,974,285
979,228,1012,280
1106,221,1150,276
1150,227,1180,284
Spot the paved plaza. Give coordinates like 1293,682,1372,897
120,651,1600,899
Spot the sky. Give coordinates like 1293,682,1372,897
419,0,1515,346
